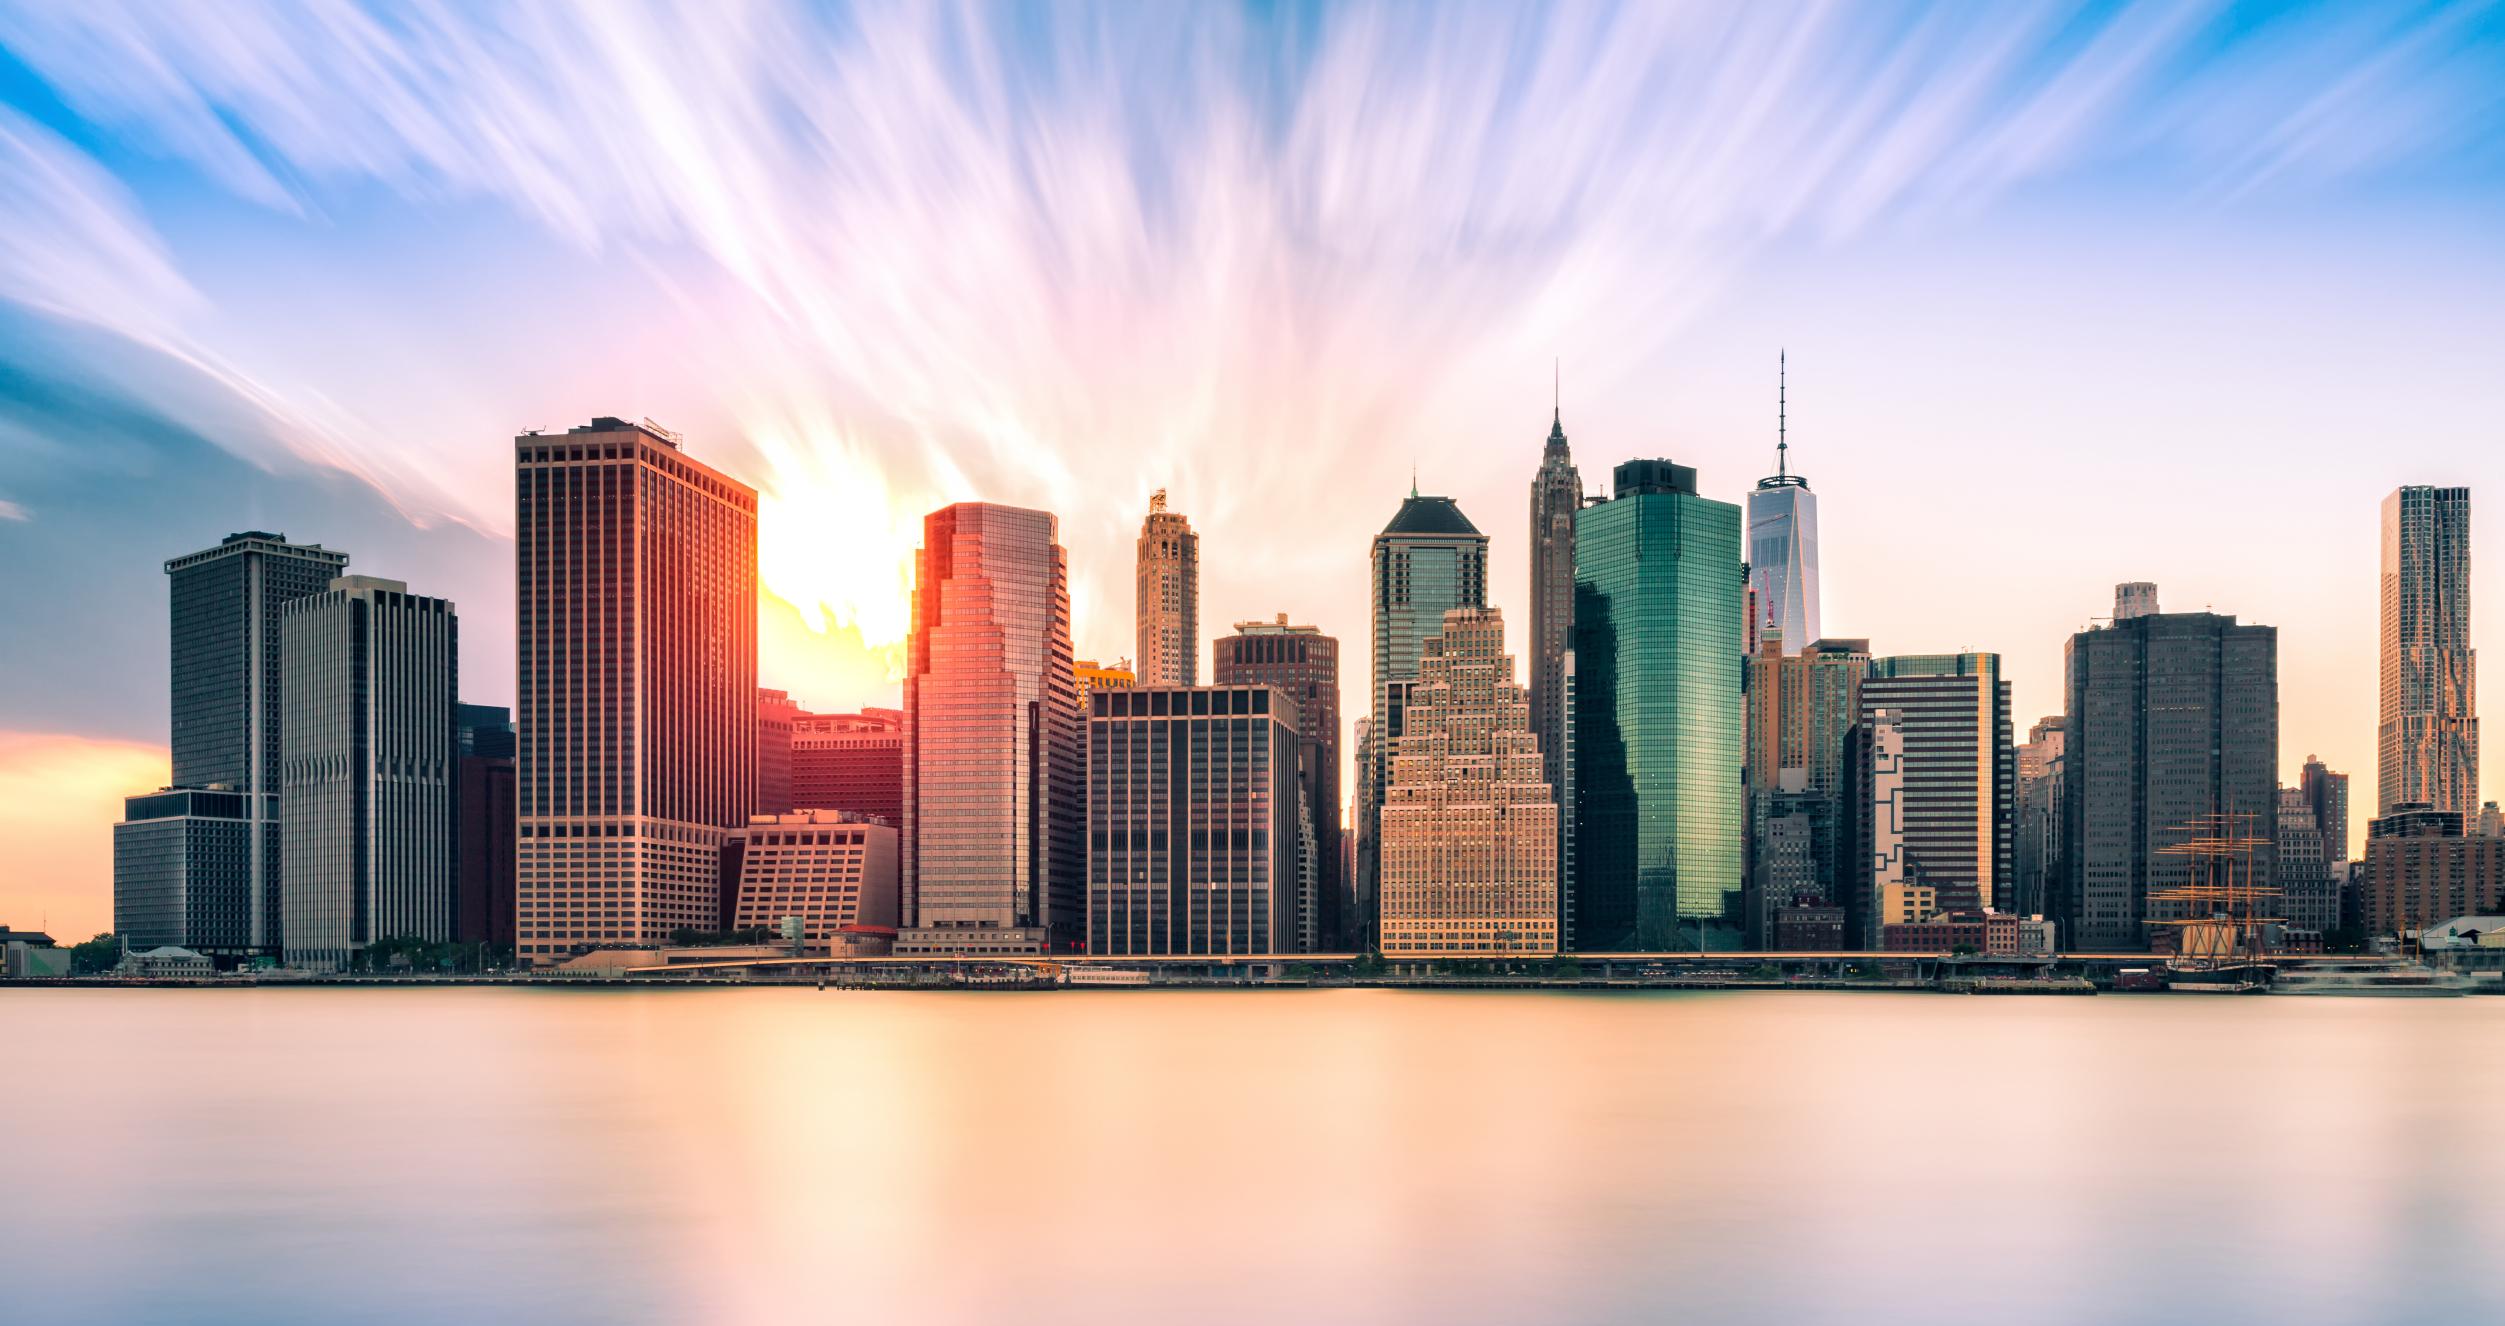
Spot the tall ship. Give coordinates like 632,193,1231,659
2149,812,2278,993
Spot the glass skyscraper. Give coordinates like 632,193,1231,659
899,502,1086,955
154,530,351,957
1573,459,1743,950
1746,356,1820,654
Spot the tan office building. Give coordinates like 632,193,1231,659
1378,607,1558,958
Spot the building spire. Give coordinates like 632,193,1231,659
1410,463,1418,499
1544,358,1569,452
1777,349,1787,479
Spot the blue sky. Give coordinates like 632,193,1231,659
2,1,2502,938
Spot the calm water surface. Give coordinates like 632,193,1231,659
4,988,2501,1325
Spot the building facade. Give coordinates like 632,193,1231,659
2060,589,2278,951
1073,658,1137,711
1573,459,1743,950
158,530,352,956
278,576,459,971
455,705,516,951
2380,485,2476,817
1360,490,1489,949
2014,715,2066,921
2361,805,2505,935
728,810,900,944
1378,608,1558,959
112,788,254,958
1212,616,1343,949
756,688,799,817
900,503,1085,955
791,708,905,825
1135,491,1199,687
1086,685,1303,956
1860,653,2014,921
2275,786,2338,935
515,418,758,963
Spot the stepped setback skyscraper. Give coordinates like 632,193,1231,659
1574,459,1744,950
1746,354,1821,655
1358,488,1489,947
515,418,758,963
1135,490,1199,687
279,576,459,971
1378,607,1558,958
899,503,1086,955
2379,485,2475,817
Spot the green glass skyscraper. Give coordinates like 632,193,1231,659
1573,459,1744,950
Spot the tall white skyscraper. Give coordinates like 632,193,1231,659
1746,353,1821,654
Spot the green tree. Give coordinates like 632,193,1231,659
70,932,121,974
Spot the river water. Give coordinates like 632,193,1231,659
3,987,2500,1324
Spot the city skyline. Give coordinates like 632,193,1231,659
6,2,2505,943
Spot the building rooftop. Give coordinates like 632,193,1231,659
1381,494,1481,537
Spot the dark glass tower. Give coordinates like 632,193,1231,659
159,530,350,955
2060,594,2278,950
1573,460,1743,950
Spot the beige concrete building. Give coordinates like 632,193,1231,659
1134,490,1199,687
1378,607,1558,958
730,810,899,946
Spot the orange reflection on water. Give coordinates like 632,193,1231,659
4,988,2503,1324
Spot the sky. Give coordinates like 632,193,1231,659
2,1,2503,942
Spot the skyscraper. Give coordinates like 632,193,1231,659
112,788,254,958
515,418,758,964
1359,488,1489,948
1529,400,1581,918
2060,586,2278,951
1746,353,1821,655
899,502,1085,955
1378,607,1558,959
278,575,459,971
1744,636,1872,942
1213,615,1343,949
1857,653,2014,931
1086,685,1304,956
2301,754,2351,872
2274,786,2338,935
2380,485,2476,817
156,530,351,956
1135,490,1199,687
2014,715,2066,920
1574,458,1744,950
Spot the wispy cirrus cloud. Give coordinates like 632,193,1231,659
0,1,2497,695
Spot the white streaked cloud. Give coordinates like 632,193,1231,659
0,1,2494,695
